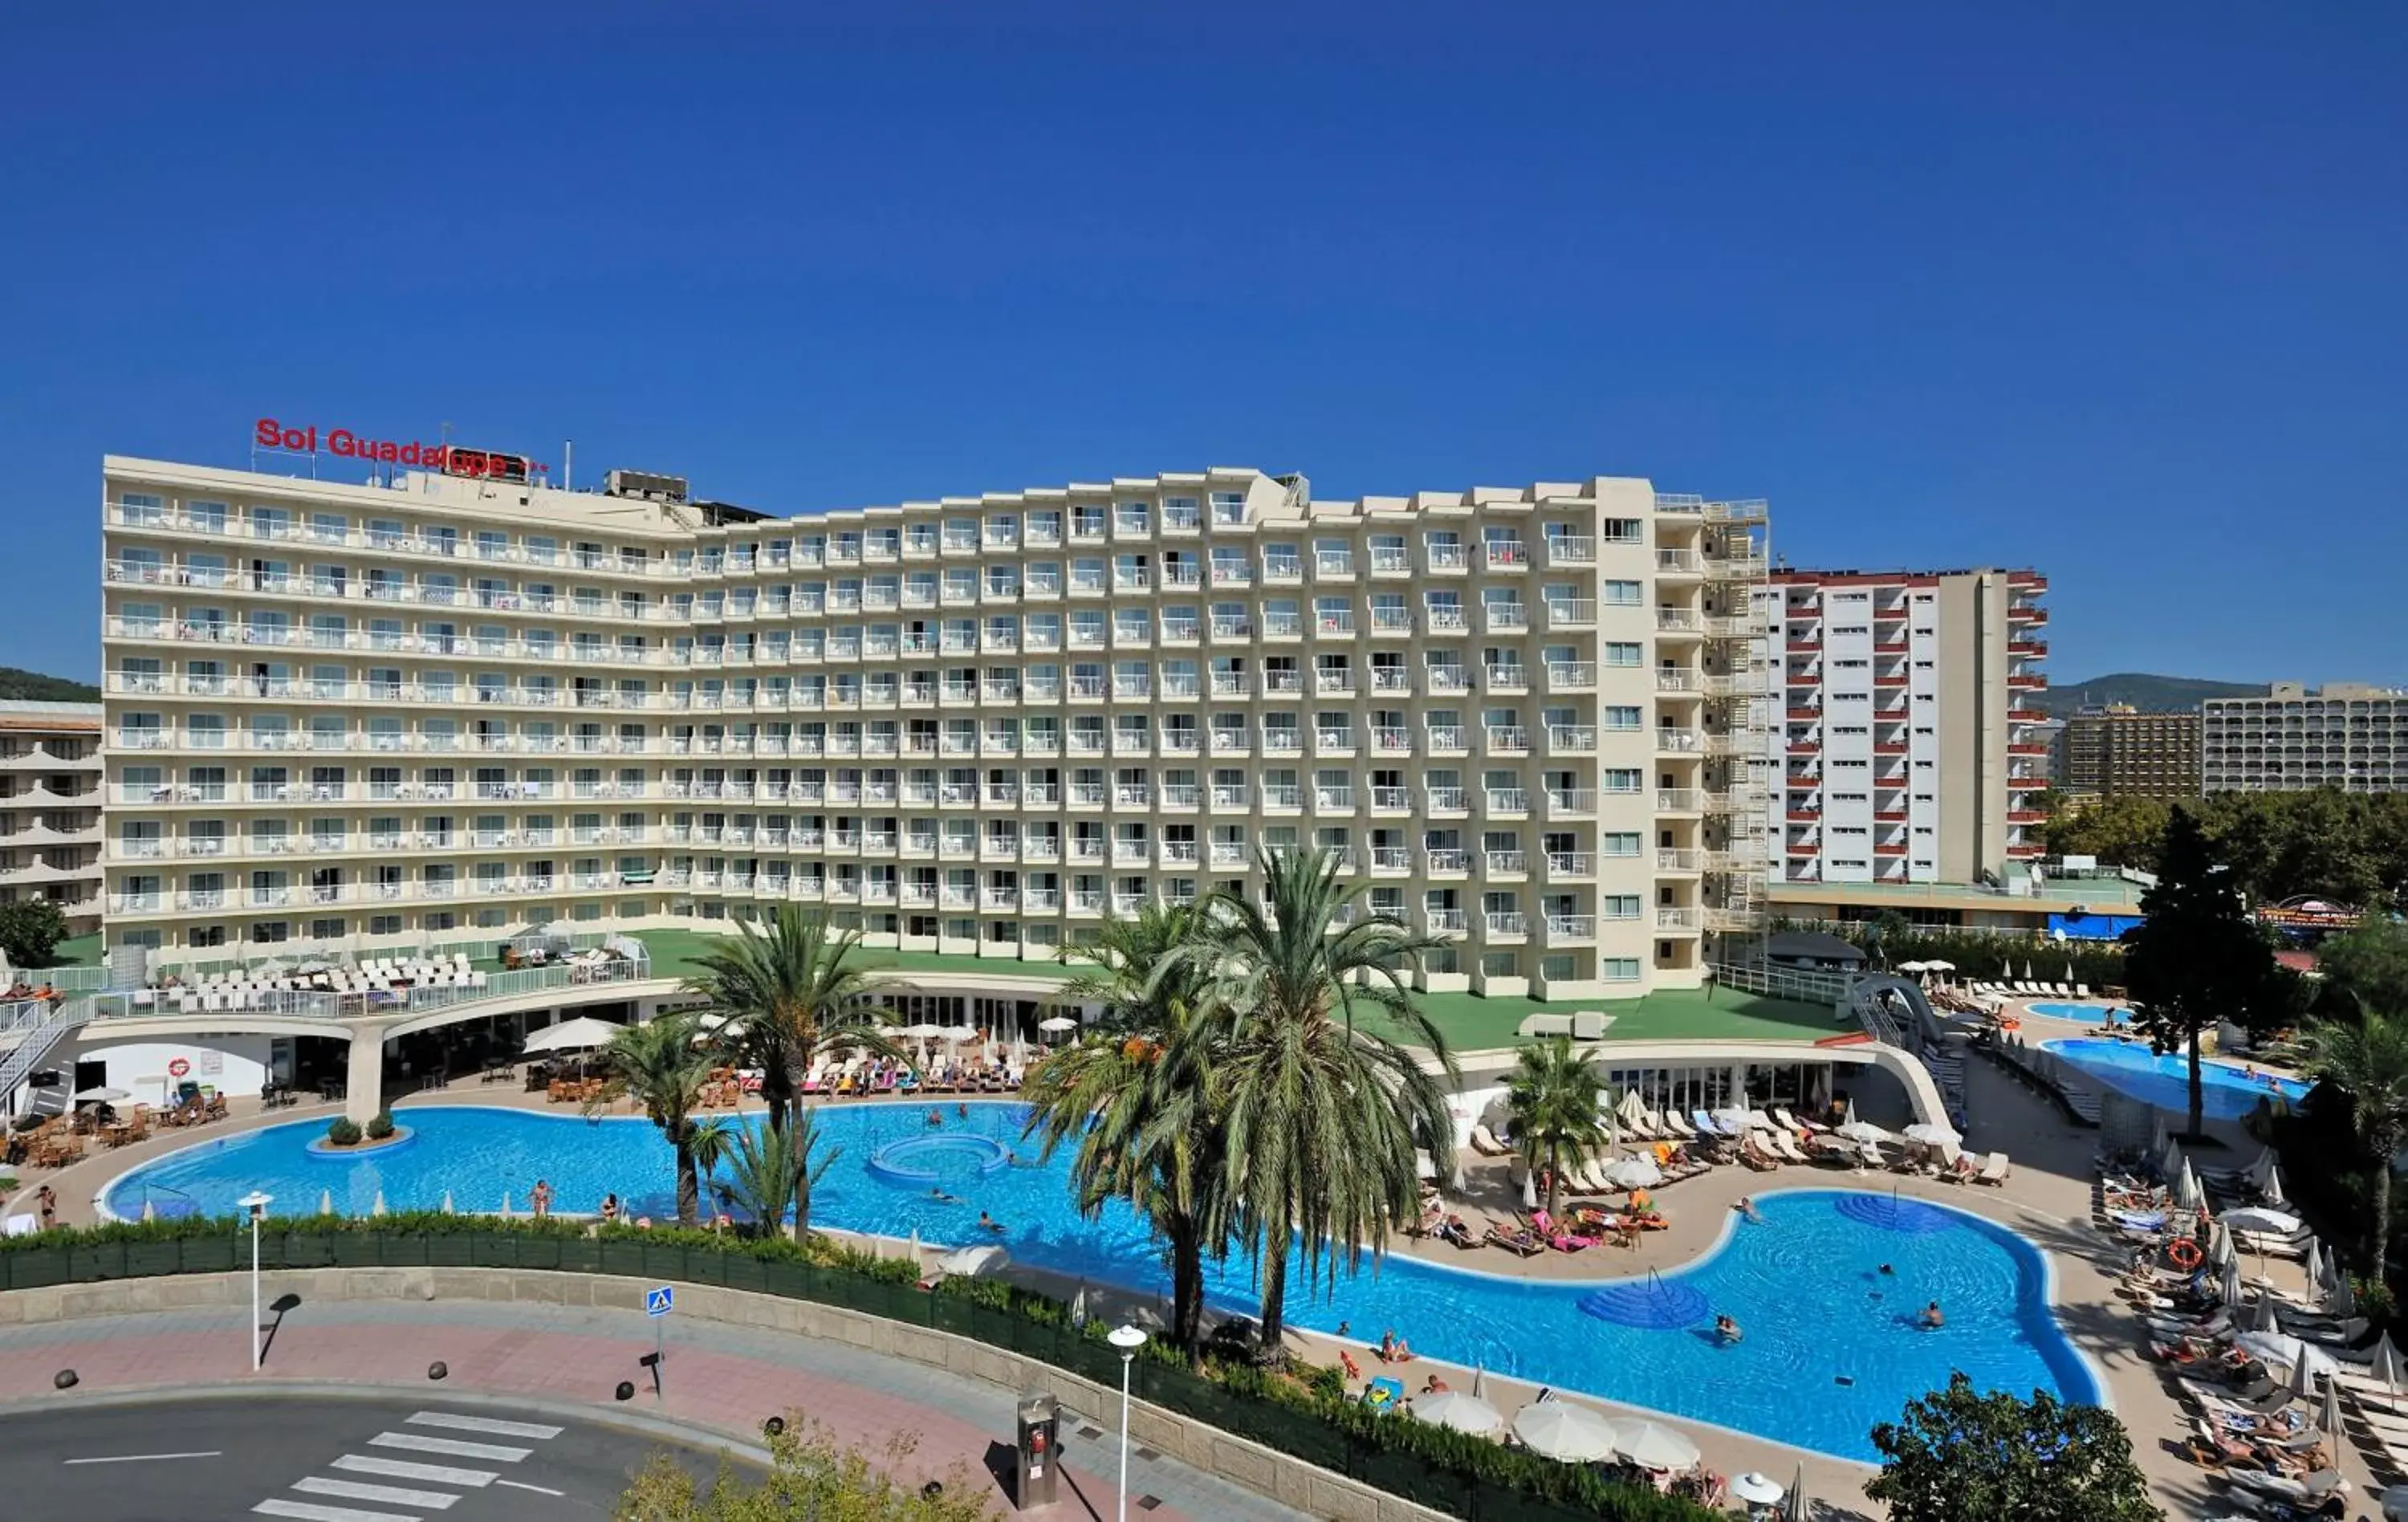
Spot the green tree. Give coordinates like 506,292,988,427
1505,1036,1611,1220
614,1414,995,1520
1865,1373,2159,1522
0,898,69,969
2300,1011,2408,1275
2043,794,2172,872
2316,920,2408,1019
710,1112,839,1243
599,1015,734,1227
1022,904,1224,1360
1182,846,1457,1358
688,906,897,1133
2125,809,2282,1138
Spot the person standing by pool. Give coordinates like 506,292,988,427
35,1183,56,1230
599,1192,620,1224
531,1179,554,1218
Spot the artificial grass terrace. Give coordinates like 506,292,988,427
628,929,1841,1052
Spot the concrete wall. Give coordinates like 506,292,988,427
63,1032,277,1101
0,1266,1450,1522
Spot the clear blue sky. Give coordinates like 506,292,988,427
6,3,2403,686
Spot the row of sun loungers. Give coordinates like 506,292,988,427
1963,980,2093,1001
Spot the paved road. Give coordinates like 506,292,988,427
0,1395,737,1520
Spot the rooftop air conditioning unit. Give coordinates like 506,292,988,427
605,469,690,504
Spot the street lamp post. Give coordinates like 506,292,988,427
238,1190,272,1370
1106,1324,1148,1522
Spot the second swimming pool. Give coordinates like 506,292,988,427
100,1102,2101,1461
2040,1037,2308,1121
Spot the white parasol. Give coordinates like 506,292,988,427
72,1086,131,1103
1412,1391,1503,1435
935,1243,1011,1278
938,1025,979,1044
1603,1156,1663,1190
2238,1331,2334,1382
1731,1471,1785,1507
2262,1163,2288,1207
1837,1120,1892,1145
1037,1015,1079,1033
1784,1461,1808,1521
2223,1207,2302,1236
1902,1122,1961,1147
1511,1400,1619,1462
523,1015,626,1053
1611,1418,1702,1470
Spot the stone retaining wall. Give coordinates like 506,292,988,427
1,1266,1445,1522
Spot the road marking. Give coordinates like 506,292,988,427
330,1456,496,1488
64,1450,225,1464
407,1411,563,1439
494,1479,566,1496
367,1432,532,1462
293,1477,460,1510
254,1500,422,1522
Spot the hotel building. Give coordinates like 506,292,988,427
99,455,1771,1001
2056,704,2202,799
1755,568,2049,887
2203,682,2408,794
0,702,105,938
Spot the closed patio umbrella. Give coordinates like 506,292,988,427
2219,1258,2243,1308
2319,1372,2344,1434
2252,1291,2280,1333
1784,1461,1808,1522
2373,1336,2406,1404
1511,1400,1618,1462
2263,1163,2288,1207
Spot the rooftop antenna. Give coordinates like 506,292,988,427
563,439,574,492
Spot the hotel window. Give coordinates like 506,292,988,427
1603,580,1642,605
1601,958,1641,982
1603,642,1643,667
1602,832,1641,857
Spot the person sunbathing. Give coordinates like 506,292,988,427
1422,1374,1450,1394
1378,1329,1415,1362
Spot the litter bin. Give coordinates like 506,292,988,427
1014,1390,1060,1509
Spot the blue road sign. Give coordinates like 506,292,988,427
645,1285,674,1318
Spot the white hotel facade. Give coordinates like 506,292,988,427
99,457,1771,1000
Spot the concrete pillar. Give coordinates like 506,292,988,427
345,1023,388,1123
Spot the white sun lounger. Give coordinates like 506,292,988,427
1974,1151,2011,1185
1659,1110,1696,1139
1469,1124,1510,1157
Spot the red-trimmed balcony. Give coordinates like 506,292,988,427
1873,742,1908,756
1786,637,1823,653
1786,809,1822,824
1787,740,1821,755
1786,707,1824,722
2008,674,2047,690
1874,674,1909,687
2009,708,2048,723
2008,775,2049,792
1874,843,1908,857
2009,603,2048,625
1874,637,1910,652
2009,742,2051,756
2008,809,2048,824
1787,841,1820,856
2007,571,2048,592
2009,639,2048,657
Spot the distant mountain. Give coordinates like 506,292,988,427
2036,674,2263,718
0,667,100,702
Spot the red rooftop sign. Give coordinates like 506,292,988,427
254,417,546,481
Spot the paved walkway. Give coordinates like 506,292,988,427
0,1299,1306,1521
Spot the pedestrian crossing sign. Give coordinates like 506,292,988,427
645,1285,674,1317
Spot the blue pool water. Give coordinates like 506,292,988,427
103,1104,2097,1461
2027,1001,2127,1025
2041,1038,2308,1121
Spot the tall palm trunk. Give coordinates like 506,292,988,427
1257,1239,1289,1353
673,1137,701,1227
791,1131,814,1243
2187,1028,2206,1139
2373,1121,2398,1278
1167,1217,1206,1359
1545,1140,1564,1219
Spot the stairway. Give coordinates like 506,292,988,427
0,997,92,1110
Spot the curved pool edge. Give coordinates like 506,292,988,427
89,1105,2112,1459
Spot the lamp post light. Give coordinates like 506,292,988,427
1106,1324,1148,1522
238,1190,273,1371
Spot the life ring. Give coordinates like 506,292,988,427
167,1057,191,1079
2166,1238,2203,1271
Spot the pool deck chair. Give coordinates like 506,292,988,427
1973,1151,2011,1186
1659,1110,1696,1139
2074,984,2091,999
1690,1109,1727,1137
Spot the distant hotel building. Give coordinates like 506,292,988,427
2056,704,2201,798
2203,682,2408,794
1755,568,2048,887
100,453,1771,1000
0,702,104,938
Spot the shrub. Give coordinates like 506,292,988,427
364,1112,396,1141
325,1117,363,1147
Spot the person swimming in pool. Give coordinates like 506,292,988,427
978,1210,1006,1234
1734,1196,1763,1223
1714,1314,1743,1343
928,1186,962,1204
1919,1300,1945,1329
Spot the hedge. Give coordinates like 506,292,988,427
1,1213,1712,1521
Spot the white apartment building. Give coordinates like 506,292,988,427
2203,682,2408,793
100,455,1771,1001
1756,568,2048,886
0,701,104,937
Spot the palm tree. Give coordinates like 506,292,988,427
2302,1011,2408,1272
1182,845,1456,1358
711,1112,840,1243
599,1014,734,1227
1506,1036,1611,1220
1023,904,1224,1359
686,905,897,1132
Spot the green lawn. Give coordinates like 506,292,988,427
49,933,103,967
632,930,1838,1051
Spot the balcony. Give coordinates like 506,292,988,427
1483,911,1529,938
1544,915,1596,943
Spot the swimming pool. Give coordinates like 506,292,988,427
2040,1038,2308,1121
101,1104,2099,1462
2027,1001,2127,1025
